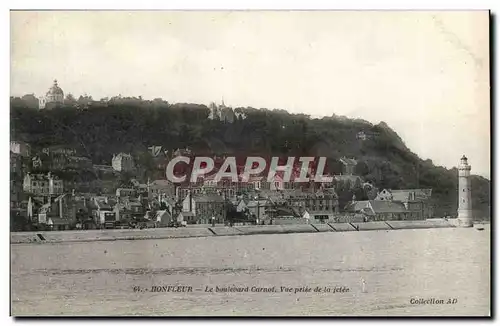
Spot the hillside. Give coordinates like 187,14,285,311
10,98,491,219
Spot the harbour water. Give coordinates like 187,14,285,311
11,225,490,316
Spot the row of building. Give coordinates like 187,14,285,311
16,168,433,230
11,138,434,230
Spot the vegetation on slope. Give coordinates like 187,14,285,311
10,96,491,218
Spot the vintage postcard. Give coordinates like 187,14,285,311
10,10,490,316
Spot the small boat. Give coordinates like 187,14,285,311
476,226,485,231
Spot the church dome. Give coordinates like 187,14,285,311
46,80,64,97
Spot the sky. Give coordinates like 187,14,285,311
10,11,490,178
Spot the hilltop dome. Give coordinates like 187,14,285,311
39,79,64,110
46,80,64,97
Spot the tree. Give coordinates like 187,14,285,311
9,95,490,217
65,93,77,104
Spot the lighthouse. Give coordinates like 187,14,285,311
457,155,473,227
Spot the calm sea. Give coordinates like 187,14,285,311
11,226,490,316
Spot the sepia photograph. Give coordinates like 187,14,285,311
9,10,491,316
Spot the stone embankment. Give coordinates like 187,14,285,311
11,219,460,244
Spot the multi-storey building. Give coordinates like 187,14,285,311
23,172,64,196
10,140,31,157
182,192,226,224
208,100,235,123
112,153,135,172
149,179,176,197
375,188,433,219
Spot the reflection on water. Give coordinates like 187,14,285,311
11,226,490,316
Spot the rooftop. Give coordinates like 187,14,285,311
369,200,407,213
193,194,224,203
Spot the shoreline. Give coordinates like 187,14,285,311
11,219,488,245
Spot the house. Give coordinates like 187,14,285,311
149,179,175,197
257,171,286,191
67,156,93,170
270,188,340,215
37,203,51,224
310,188,340,213
116,188,136,198
54,193,77,221
43,146,77,156
177,211,197,224
269,173,285,191
202,173,218,187
47,217,71,231
266,206,302,220
10,177,23,208
172,147,192,157
234,109,247,120
375,189,393,201
10,140,31,157
158,195,178,215
176,186,203,201
375,188,432,201
303,209,336,223
38,147,83,171
112,153,135,172
356,131,368,141
23,172,64,196
46,153,93,171
36,194,76,225
127,200,145,219
246,199,269,221
375,189,433,219
260,190,287,206
130,179,152,196
113,202,128,221
182,193,226,224
10,152,22,176
235,199,248,213
339,157,357,176
90,197,117,224
245,175,263,190
334,174,363,187
46,152,68,171
345,200,409,221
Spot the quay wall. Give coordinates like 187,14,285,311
351,221,392,231
10,228,215,244
328,223,357,232
311,224,335,232
387,219,455,230
11,219,457,244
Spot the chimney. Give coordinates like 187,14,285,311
189,190,192,212
59,195,64,218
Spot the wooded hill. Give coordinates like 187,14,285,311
10,97,491,219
